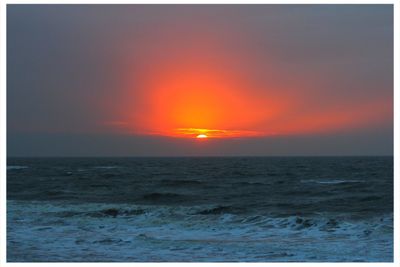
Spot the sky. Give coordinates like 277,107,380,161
7,4,393,157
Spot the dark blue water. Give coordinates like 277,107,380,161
7,157,393,261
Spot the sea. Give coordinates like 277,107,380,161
7,156,393,262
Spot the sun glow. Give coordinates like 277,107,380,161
175,128,263,139
111,19,392,140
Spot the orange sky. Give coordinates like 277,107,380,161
7,5,393,156
104,16,392,139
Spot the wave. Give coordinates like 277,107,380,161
159,179,203,186
7,200,393,261
41,190,77,200
88,208,145,218
232,181,267,186
301,179,364,185
92,166,120,169
8,200,393,237
7,166,28,170
55,207,145,218
195,206,236,215
141,192,188,202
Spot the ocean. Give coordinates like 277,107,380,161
7,156,393,262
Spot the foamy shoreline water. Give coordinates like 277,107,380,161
7,157,393,261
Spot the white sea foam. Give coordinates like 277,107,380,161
301,179,364,185
7,200,393,262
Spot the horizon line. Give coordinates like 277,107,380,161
6,155,394,159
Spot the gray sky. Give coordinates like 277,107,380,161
7,5,393,157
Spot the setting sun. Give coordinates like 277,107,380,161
6,5,394,263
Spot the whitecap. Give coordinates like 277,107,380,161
93,166,119,169
301,179,364,185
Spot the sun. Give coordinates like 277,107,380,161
196,134,208,139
